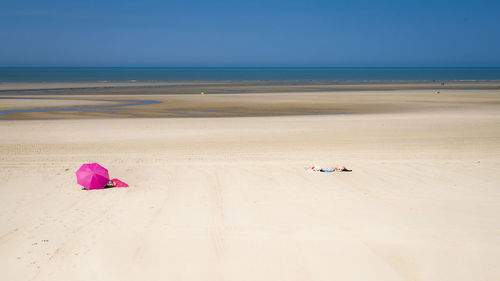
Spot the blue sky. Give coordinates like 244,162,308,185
1,0,499,66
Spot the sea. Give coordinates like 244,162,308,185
1,67,500,83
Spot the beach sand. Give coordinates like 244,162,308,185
1,83,500,280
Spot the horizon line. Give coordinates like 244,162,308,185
2,66,500,68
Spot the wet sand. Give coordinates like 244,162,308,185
2,80,500,92
1,81,500,119
1,82,500,281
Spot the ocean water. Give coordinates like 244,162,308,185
1,67,500,83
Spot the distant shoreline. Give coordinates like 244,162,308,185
1,67,499,84
1,80,500,92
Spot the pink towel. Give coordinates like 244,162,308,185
112,178,129,188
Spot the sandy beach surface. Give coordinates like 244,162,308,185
1,82,500,280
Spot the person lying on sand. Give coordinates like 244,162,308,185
318,168,334,173
334,165,352,172
105,178,129,188
308,165,352,172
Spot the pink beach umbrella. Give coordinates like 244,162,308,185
76,163,109,190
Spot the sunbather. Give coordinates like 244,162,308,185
307,165,352,172
335,165,352,172
319,168,334,173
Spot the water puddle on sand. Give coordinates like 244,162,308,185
0,97,237,119
0,96,350,120
0,97,162,119
0,96,247,119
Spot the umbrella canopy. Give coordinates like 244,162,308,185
76,163,109,190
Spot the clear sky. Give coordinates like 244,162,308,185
1,0,499,66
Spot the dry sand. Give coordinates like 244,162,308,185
1,85,500,281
